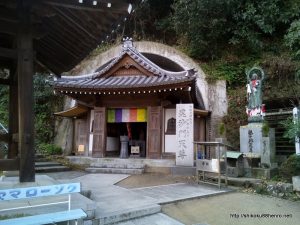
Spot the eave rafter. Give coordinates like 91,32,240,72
0,0,140,74
42,0,133,13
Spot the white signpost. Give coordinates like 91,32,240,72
176,104,194,166
293,107,300,155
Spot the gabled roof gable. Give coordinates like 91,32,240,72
100,54,154,78
91,38,191,79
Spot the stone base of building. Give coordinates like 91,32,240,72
243,167,278,179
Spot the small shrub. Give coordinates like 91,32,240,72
254,181,268,194
262,122,270,137
218,122,226,137
0,214,30,220
280,116,300,143
38,143,62,156
279,154,300,182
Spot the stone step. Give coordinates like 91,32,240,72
112,213,184,225
35,161,62,167
98,204,161,225
34,154,49,162
85,167,144,175
161,152,176,159
90,162,145,169
35,165,71,173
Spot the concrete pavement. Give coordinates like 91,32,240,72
0,171,230,224
65,173,229,224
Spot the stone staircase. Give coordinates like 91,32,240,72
35,155,70,173
85,159,145,174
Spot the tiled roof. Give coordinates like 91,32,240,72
54,39,196,91
55,74,195,91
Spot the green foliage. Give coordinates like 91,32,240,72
202,56,258,86
172,0,231,59
279,154,300,182
254,180,268,194
0,69,9,127
0,72,63,148
285,20,300,59
262,122,270,137
223,87,248,147
0,86,8,128
171,0,300,59
34,73,63,146
38,143,62,155
218,122,225,137
0,214,30,220
280,116,300,143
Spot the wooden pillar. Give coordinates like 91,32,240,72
18,0,35,182
8,66,18,159
147,106,162,159
92,107,106,157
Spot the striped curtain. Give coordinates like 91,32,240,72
107,108,147,123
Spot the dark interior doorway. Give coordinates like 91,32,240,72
106,122,147,157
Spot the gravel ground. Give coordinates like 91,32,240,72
116,173,197,188
162,191,300,225
117,173,300,225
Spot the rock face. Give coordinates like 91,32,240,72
54,98,74,155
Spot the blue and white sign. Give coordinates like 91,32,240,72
0,183,80,201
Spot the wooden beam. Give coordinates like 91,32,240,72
0,158,20,171
44,17,92,49
0,20,18,35
8,65,19,158
42,0,129,13
0,47,17,59
43,35,79,59
0,78,10,85
0,60,13,69
0,8,18,22
17,0,35,182
0,133,9,142
53,6,98,41
36,53,64,75
37,41,73,69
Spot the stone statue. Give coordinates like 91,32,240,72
246,67,265,122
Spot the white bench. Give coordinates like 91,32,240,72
0,182,87,225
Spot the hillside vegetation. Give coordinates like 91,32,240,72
1,0,299,148
125,0,300,146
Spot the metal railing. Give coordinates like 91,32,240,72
194,141,235,189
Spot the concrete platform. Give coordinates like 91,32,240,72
85,167,144,174
132,183,230,204
69,174,230,224
114,213,185,225
0,175,96,219
1,172,230,225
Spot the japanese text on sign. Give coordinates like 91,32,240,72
176,104,194,166
0,183,80,201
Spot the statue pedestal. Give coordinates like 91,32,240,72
240,123,277,169
120,136,129,158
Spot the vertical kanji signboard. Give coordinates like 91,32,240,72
176,104,194,166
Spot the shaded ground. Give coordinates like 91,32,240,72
116,173,197,188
